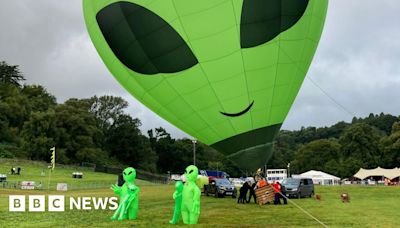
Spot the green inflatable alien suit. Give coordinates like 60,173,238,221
83,0,328,171
171,165,201,225
111,167,140,221
170,181,183,224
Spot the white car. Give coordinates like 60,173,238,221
230,179,245,189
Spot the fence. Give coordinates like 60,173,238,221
0,158,169,188
94,165,169,184
0,158,96,172
0,180,113,191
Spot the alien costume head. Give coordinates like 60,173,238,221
184,165,198,183
83,0,328,171
123,167,136,182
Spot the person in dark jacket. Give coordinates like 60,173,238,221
247,182,257,203
279,182,287,205
237,181,250,204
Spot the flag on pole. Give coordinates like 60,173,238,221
50,147,56,170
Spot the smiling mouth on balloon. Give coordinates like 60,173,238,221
220,101,254,117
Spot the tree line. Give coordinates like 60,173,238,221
0,61,238,175
1,61,399,178
270,114,400,178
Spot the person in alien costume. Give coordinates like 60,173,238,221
171,165,201,225
170,181,184,224
111,167,140,221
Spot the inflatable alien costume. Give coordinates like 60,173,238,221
170,181,184,224
171,165,201,225
111,167,140,221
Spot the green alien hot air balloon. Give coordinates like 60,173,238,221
83,0,328,171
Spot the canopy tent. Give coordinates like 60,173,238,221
294,170,341,185
353,167,400,180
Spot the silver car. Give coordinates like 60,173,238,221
282,178,314,198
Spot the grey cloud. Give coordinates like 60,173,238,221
283,0,400,129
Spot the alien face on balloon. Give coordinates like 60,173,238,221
83,0,327,170
123,167,136,183
184,165,198,183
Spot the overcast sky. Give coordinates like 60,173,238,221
1,0,399,139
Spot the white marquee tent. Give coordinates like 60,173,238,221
294,170,341,185
353,167,400,180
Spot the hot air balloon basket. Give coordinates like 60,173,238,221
255,185,275,205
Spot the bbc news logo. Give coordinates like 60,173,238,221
9,195,118,212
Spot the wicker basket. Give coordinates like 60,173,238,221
255,185,275,205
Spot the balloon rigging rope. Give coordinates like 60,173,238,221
307,77,356,117
278,192,329,228
210,165,328,226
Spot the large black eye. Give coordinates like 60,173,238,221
128,171,133,175
189,170,194,174
240,0,309,48
96,1,198,75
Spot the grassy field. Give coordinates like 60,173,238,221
0,159,152,189
1,185,400,227
1,161,400,227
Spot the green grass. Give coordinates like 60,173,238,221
0,159,153,189
1,161,399,227
0,185,399,227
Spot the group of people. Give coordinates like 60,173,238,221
237,181,257,204
237,177,287,205
10,167,21,175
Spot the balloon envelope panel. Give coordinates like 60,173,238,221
83,0,328,170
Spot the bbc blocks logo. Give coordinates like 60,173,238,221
9,195,118,212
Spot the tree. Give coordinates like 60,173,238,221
340,157,365,178
0,142,24,158
291,139,341,175
392,121,400,133
148,128,181,173
339,123,383,168
21,85,56,112
0,113,12,143
88,95,128,130
0,61,25,87
0,85,30,129
379,122,400,168
269,131,298,169
76,147,108,165
54,99,105,164
21,110,57,160
353,113,400,135
106,115,157,171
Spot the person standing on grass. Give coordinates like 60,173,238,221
272,181,281,205
247,181,257,203
237,181,250,204
278,181,287,205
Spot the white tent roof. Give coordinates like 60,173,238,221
298,170,340,180
353,167,400,180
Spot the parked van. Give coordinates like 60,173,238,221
281,178,314,198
